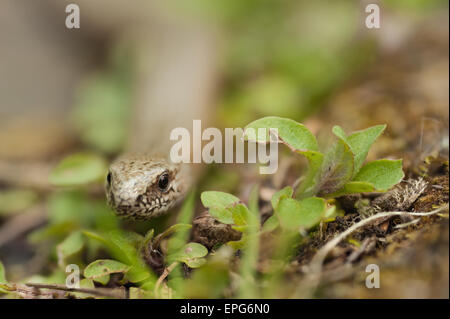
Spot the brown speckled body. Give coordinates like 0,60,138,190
106,154,190,220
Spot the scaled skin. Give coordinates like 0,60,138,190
106,154,190,220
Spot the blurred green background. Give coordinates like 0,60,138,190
0,0,448,297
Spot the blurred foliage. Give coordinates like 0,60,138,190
71,44,133,154
0,190,38,216
0,261,7,293
67,0,378,151
67,0,449,153
203,0,375,127
49,152,108,187
384,0,448,12
182,246,233,298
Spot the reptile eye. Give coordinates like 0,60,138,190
106,172,112,186
157,173,170,192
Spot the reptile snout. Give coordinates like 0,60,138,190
105,154,188,220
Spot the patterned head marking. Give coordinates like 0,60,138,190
105,154,190,220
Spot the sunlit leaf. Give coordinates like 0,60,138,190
173,242,208,269
84,259,129,285
353,159,404,191
333,124,386,175
231,204,251,226
262,215,279,232
243,116,319,152
271,186,293,210
201,191,240,208
201,191,241,224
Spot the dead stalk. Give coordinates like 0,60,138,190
25,283,127,299
154,261,179,298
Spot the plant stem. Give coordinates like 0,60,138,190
154,261,179,298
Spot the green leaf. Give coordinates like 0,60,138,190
276,197,326,230
353,159,404,191
331,125,347,141
295,150,324,198
262,215,279,232
47,190,89,225
326,181,376,198
109,230,143,250
271,186,293,210
317,139,354,196
161,223,192,237
57,231,85,268
231,225,249,233
201,191,240,208
243,116,319,152
324,205,338,219
173,243,208,268
141,229,155,249
333,124,386,175
80,278,95,288
227,239,246,250
71,278,96,299
180,243,208,259
107,230,151,283
185,258,207,268
231,204,251,226
83,230,153,284
49,152,108,186
126,266,152,283
82,230,110,246
84,259,129,285
201,191,241,224
208,207,233,224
